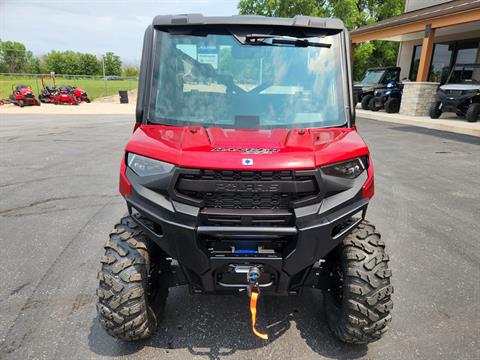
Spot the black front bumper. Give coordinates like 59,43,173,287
125,167,368,295
437,91,476,113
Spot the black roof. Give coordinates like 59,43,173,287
152,14,345,32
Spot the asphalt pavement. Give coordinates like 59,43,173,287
0,114,479,360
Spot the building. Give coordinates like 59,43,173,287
351,0,480,116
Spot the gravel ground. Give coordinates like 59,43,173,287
0,114,479,360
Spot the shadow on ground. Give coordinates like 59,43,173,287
88,287,368,360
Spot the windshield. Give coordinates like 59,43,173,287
359,70,386,85
148,30,347,129
447,64,480,84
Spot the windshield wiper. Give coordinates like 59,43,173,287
243,34,331,48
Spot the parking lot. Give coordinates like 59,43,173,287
0,114,479,360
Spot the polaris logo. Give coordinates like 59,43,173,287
215,183,280,192
242,158,253,166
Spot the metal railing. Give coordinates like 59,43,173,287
0,73,138,100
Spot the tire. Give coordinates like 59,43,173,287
96,215,169,341
384,98,400,113
368,97,380,112
19,100,24,107
324,220,393,344
361,94,373,110
465,103,480,123
429,101,442,119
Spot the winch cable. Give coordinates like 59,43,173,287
249,289,269,340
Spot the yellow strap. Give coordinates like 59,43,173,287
250,290,269,340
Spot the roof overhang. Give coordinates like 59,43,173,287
351,0,480,43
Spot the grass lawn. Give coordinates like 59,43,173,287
0,75,137,100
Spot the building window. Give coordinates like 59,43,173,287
454,39,479,64
408,39,479,83
409,45,422,80
429,43,452,83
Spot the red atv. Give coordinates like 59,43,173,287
72,87,91,103
96,14,393,344
52,85,79,105
10,84,40,107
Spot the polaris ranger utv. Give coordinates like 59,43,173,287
353,66,401,110
96,14,393,344
429,63,480,122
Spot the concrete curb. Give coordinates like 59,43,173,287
356,109,480,138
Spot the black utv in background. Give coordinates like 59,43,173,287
354,67,401,110
430,64,480,122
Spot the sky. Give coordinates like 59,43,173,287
0,0,240,65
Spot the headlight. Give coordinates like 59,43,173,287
127,153,174,176
321,157,366,179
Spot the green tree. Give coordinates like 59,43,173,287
44,51,66,74
61,51,82,75
123,66,139,77
103,52,122,76
25,51,42,73
238,0,405,80
79,53,101,75
0,40,29,73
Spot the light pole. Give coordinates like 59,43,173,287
102,54,107,96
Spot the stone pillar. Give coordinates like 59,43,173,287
400,81,439,116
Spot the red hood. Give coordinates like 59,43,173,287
125,125,369,170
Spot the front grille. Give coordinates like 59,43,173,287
24,93,34,98
446,90,463,95
175,169,318,209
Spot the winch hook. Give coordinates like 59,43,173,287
247,267,268,340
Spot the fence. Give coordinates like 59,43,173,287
0,73,138,100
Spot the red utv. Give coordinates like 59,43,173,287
96,14,393,344
10,84,40,107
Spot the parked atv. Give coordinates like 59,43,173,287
353,66,401,110
96,14,393,345
72,86,91,103
369,81,403,113
9,84,40,107
430,63,480,122
52,85,79,105
39,85,58,103
39,74,57,103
